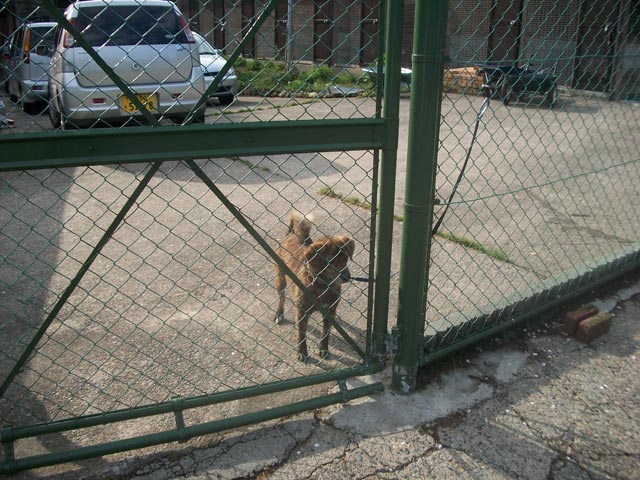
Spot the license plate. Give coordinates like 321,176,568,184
119,94,157,113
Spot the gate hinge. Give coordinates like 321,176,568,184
386,326,399,355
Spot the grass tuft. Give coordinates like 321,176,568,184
319,187,372,210
436,231,512,263
319,187,511,263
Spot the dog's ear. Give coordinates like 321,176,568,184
289,212,313,245
334,236,355,258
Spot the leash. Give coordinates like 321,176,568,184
344,86,492,285
432,93,490,236
349,271,401,284
350,276,373,283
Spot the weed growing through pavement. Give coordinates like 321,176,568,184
319,187,512,263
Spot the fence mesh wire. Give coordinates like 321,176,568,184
0,0,385,467
0,155,374,419
424,0,640,355
2,0,640,472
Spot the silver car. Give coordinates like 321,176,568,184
5,22,56,114
193,32,237,106
48,0,206,128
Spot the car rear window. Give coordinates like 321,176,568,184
30,26,56,50
75,5,189,47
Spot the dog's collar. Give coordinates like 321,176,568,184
302,254,371,283
302,258,354,286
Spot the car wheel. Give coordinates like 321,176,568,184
218,94,234,106
49,99,62,129
22,100,40,115
500,80,512,106
545,84,558,109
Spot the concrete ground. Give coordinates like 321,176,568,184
17,274,636,479
1,92,639,478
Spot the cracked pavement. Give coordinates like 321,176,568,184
27,280,636,480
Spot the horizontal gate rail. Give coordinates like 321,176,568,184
1,377,384,474
0,119,384,171
1,365,375,444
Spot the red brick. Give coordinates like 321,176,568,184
564,305,599,336
575,312,613,344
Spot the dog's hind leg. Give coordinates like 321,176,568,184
296,310,310,362
273,268,286,324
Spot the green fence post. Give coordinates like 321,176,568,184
392,0,449,393
372,0,405,363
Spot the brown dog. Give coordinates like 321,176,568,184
273,212,355,361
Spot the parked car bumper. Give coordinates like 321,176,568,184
203,73,237,98
20,78,49,103
52,73,205,125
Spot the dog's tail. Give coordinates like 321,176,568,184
289,211,313,245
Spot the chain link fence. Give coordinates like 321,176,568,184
1,0,640,473
0,0,394,472
419,0,640,363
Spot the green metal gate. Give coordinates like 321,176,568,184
393,0,640,391
3,0,640,473
0,0,402,472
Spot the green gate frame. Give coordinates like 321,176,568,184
4,0,640,471
393,0,640,393
0,0,405,473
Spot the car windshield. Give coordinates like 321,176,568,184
75,5,189,47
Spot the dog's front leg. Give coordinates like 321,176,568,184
319,313,332,359
296,310,309,362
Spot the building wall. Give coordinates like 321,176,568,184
176,0,638,98
446,0,491,65
291,1,314,63
3,0,639,97
181,0,380,67
612,0,640,99
254,0,275,59
332,1,362,66
519,0,581,88
443,0,640,97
